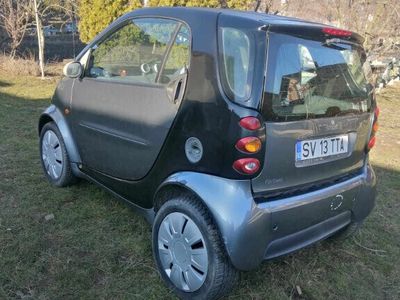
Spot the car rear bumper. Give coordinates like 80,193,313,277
264,210,352,260
159,162,376,271
244,163,375,270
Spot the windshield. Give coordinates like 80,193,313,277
262,33,373,121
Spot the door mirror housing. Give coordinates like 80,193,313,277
63,62,82,78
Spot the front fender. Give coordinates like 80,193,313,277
156,172,271,271
38,104,81,163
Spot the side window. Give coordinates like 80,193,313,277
220,27,253,101
86,18,180,84
159,25,190,84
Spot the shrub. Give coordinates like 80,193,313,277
78,0,142,43
78,0,255,43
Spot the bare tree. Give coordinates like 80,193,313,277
274,0,400,56
33,0,45,78
0,0,30,58
32,0,78,78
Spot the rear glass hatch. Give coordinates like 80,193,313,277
252,25,374,198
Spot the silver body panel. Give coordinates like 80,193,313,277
159,162,376,270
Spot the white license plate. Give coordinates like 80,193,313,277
296,135,349,161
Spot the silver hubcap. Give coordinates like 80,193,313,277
41,130,63,179
158,212,208,292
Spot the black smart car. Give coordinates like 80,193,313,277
38,7,378,299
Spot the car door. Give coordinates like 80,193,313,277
70,18,190,180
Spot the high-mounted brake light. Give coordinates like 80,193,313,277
322,27,352,37
239,117,261,131
233,158,260,175
236,137,262,153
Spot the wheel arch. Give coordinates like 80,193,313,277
154,184,195,212
38,104,81,164
153,172,263,270
38,114,53,135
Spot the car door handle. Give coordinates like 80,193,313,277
173,79,183,104
166,73,187,105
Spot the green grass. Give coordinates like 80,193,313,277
0,73,399,299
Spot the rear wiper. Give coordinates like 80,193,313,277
322,38,361,49
325,107,361,117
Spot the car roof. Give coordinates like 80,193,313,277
128,6,326,28
126,7,364,43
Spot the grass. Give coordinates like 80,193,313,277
0,73,399,300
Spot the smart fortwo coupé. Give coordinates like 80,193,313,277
39,7,378,299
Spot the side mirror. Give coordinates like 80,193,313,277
63,61,82,78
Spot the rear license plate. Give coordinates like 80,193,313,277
296,135,349,161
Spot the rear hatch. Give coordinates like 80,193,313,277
252,26,374,197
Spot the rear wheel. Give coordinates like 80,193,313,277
152,195,238,299
40,122,76,187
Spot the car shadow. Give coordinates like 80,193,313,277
0,80,13,87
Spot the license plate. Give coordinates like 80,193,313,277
296,135,349,161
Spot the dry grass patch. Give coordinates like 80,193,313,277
0,54,41,77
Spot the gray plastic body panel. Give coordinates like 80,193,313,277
159,162,376,270
39,104,81,164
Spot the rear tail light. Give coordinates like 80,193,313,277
236,137,261,153
234,116,263,175
367,107,379,151
372,122,379,133
233,158,260,175
239,117,261,131
322,27,352,37
374,106,380,118
367,136,376,150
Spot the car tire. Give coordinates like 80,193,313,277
39,122,77,187
152,194,239,300
331,221,361,241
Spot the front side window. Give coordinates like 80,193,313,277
86,18,189,85
159,25,190,84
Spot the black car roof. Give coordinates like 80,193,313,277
128,6,326,28
125,7,363,43
77,6,362,61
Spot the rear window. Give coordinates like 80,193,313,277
263,33,373,121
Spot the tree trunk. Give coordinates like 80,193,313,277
33,0,45,79
10,49,16,59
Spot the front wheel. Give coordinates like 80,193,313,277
39,122,77,187
152,195,238,299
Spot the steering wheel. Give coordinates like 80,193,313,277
140,63,151,74
140,56,163,75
